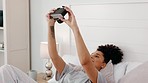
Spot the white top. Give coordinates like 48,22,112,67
55,63,107,83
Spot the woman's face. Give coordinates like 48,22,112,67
91,51,106,71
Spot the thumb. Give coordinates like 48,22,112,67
59,17,66,22
59,17,70,26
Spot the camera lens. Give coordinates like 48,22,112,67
57,19,63,23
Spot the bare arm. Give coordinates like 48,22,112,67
46,10,65,74
60,7,98,83
73,27,98,83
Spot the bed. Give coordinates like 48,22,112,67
50,2,148,83
48,54,148,83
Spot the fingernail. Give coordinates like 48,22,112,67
50,16,53,19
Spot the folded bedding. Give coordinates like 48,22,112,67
0,64,36,83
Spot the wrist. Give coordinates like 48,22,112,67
72,26,80,34
48,23,55,27
48,21,55,26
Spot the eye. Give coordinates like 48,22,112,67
91,53,95,56
95,56,99,58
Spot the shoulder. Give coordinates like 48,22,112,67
97,72,108,83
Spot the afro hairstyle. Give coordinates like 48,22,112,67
97,44,123,65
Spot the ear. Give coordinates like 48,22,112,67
101,62,107,69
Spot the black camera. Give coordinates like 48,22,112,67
50,6,67,23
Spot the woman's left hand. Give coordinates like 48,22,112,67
46,9,56,26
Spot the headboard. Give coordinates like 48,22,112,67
68,3,148,62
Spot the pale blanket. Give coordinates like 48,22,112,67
0,64,37,83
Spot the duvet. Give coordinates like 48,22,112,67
0,65,37,83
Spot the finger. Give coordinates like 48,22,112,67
47,8,56,18
59,17,66,22
64,6,71,12
46,13,53,19
64,7,75,19
49,10,54,14
46,13,50,18
51,8,56,11
59,17,70,25
64,6,74,15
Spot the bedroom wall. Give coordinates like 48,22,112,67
70,4,148,62
30,0,148,72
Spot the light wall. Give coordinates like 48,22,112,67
30,0,148,72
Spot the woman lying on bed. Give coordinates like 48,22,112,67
47,6,123,83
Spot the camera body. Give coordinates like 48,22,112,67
50,6,67,23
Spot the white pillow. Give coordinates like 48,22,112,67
113,62,128,83
100,60,115,83
119,61,148,83
125,62,142,74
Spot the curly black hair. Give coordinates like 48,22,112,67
97,44,123,65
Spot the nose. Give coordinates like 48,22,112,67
91,56,94,61
91,56,93,59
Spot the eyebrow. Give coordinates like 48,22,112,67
96,53,100,55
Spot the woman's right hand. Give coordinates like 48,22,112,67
60,6,79,30
46,9,56,26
